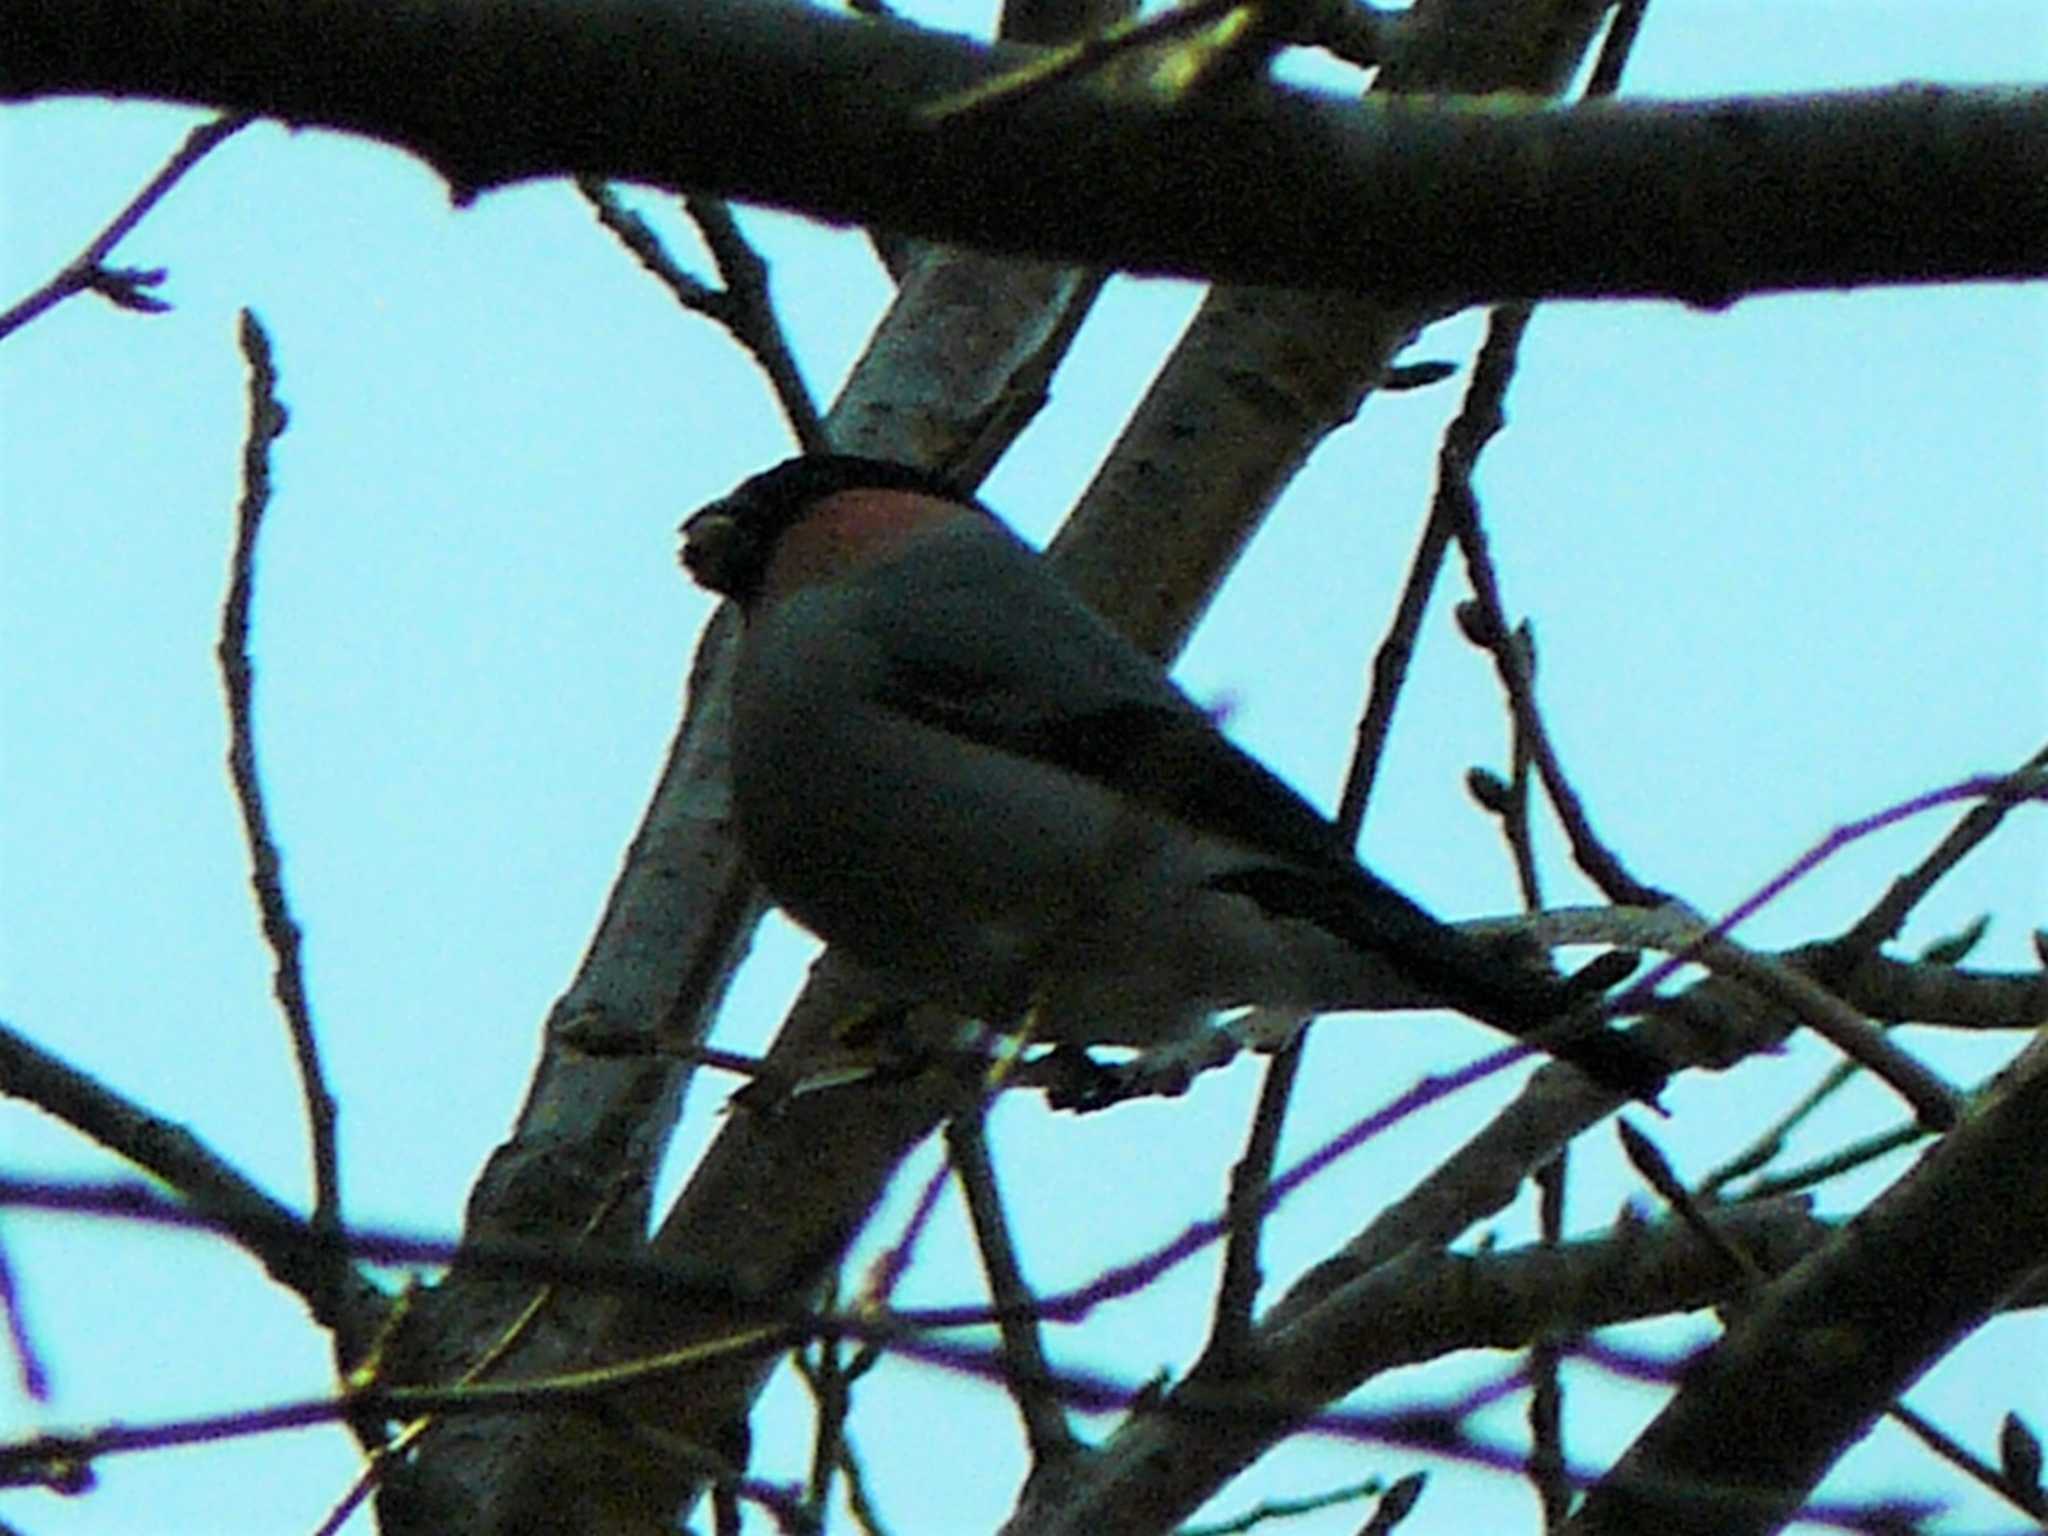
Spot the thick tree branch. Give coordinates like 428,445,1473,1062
1569,1036,2048,1536
1002,1197,1835,1535
6,0,2045,304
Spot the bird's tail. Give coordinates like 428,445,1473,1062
1207,864,1669,1103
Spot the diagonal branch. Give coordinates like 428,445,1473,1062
0,1027,383,1339
1568,1036,2048,1536
577,182,827,452
0,111,249,339
1835,739,2048,956
946,1113,1079,1466
1003,1197,1835,1535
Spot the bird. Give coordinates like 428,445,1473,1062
680,454,1667,1102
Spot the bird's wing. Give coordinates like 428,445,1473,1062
850,515,1357,873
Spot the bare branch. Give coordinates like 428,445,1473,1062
1569,1038,2048,1536
1630,905,1962,1129
1523,907,2048,1040
1616,1120,1766,1285
1435,310,1667,909
1624,766,2048,1004
577,181,827,451
945,1113,1079,1465
683,195,829,453
1887,1401,2048,1526
0,1220,48,1403
1333,307,1482,829
0,112,249,339
1836,739,2048,956
1526,1152,1569,1527
0,1031,380,1338
1197,1040,1304,1374
1584,0,1650,98
1728,1122,1930,1206
8,1,2045,303
1005,1199,1834,1534
1180,1472,1418,1535
923,0,1266,123
215,311,350,1333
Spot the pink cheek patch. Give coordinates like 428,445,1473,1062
761,490,961,599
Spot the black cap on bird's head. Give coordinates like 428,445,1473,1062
681,454,974,604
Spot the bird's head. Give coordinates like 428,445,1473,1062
681,454,978,608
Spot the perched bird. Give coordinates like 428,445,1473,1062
681,455,1666,1101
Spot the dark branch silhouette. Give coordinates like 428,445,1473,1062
5,0,2045,302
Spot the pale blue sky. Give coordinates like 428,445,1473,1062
3,2,2045,1532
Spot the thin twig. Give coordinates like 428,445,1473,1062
712,1482,743,1536
1427,0,1658,907
920,0,1250,122
1337,306,1534,833
7,1366,807,1520
1351,297,1659,910
1435,307,1665,911
1695,1056,1864,1198
944,1114,1077,1463
837,1436,893,1536
1180,1473,1407,1534
218,312,346,1318
1453,541,1665,907
1836,740,2048,956
684,195,829,452
1359,1472,1429,1534
0,1221,48,1403
1889,1401,2048,1524
795,1271,883,1530
1465,628,1548,907
1280,1,1399,72
1212,329,1503,1368
578,177,721,305
858,1153,953,1309
1494,625,1545,909
1727,1120,1928,1205
1220,326,1558,1361
577,179,826,451
1338,497,1455,831
0,1174,860,1309
1625,767,2048,1005
1198,1037,1305,1374
0,113,251,340
796,1329,851,1523
1343,0,1653,848
1527,1153,1568,1527
1616,1120,1765,1285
